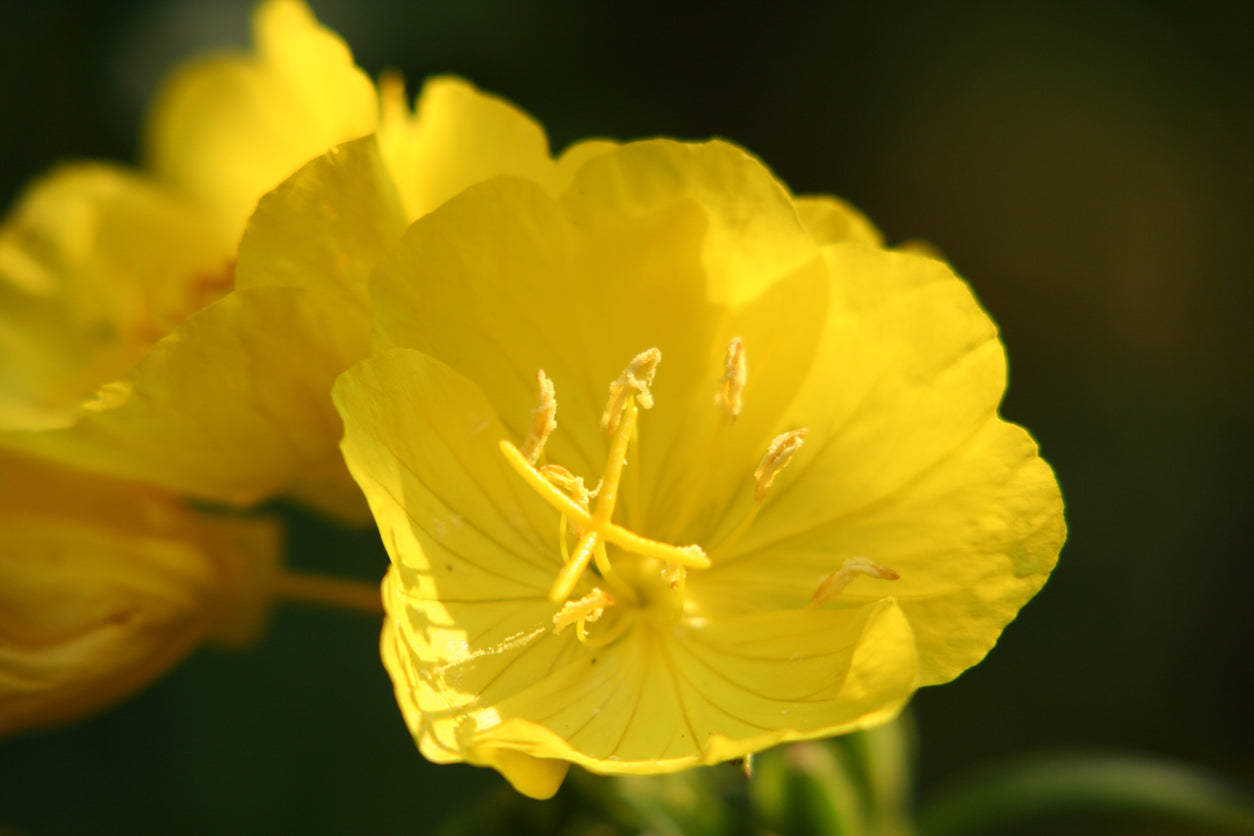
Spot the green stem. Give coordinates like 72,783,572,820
851,717,917,836
753,742,868,835
918,753,1254,836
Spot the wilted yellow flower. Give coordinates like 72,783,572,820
0,449,281,736
334,140,1065,798
0,1,568,520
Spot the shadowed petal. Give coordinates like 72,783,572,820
0,451,281,735
704,245,1064,685
3,139,405,521
0,164,223,429
10,285,368,520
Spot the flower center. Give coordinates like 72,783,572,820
500,342,900,643
500,349,710,618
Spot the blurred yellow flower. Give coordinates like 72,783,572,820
0,0,371,429
0,0,381,731
0,1,566,520
0,449,281,736
334,140,1066,797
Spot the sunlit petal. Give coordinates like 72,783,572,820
144,0,377,248
378,76,554,221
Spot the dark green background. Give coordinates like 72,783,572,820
2,1,1251,833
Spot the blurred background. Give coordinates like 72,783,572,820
1,0,1251,833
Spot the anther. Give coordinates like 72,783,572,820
754,428,808,502
601,348,662,432
716,337,747,423
540,464,593,511
521,370,558,465
809,558,900,607
553,587,615,643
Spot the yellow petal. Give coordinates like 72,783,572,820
340,351,591,782
421,599,914,781
0,163,224,429
794,194,884,247
351,135,1061,788
9,286,369,521
640,258,829,544
562,139,818,308
370,172,672,481
235,135,408,312
476,748,570,800
336,348,559,599
552,139,620,190
378,75,555,221
0,451,281,736
721,245,1007,544
3,140,404,520
144,0,376,248
704,245,1065,685
369,141,830,534
336,348,560,668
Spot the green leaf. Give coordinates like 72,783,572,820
918,753,1254,836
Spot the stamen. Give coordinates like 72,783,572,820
500,440,594,524
754,428,808,502
505,439,708,573
601,348,662,432
553,588,615,643
716,337,747,423
539,464,593,511
501,348,709,607
809,558,900,607
521,370,558,465
551,529,602,604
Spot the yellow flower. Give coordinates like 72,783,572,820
0,0,371,427
0,1,563,520
333,140,1066,798
0,449,281,736
143,0,377,254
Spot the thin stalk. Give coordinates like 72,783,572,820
273,570,383,616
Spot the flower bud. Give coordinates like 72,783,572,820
0,451,280,736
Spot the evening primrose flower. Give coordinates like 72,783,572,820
334,139,1065,798
1,0,568,519
0,449,281,736
0,0,374,514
